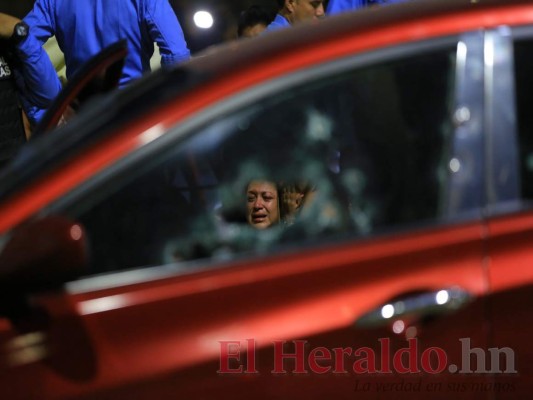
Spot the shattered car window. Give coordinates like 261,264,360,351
65,46,457,275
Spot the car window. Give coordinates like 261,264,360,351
513,37,533,202
59,45,458,276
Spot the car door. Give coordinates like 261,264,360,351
0,33,491,399
485,25,533,398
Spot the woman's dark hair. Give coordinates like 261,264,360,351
237,5,276,37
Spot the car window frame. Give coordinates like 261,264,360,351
487,24,533,216
26,32,488,291
485,26,521,214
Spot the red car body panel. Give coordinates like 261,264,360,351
1,1,532,399
487,212,533,292
485,213,533,398
3,221,487,399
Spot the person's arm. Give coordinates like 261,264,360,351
22,0,56,46
15,31,62,107
0,12,61,124
145,0,191,66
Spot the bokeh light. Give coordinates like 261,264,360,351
194,11,214,29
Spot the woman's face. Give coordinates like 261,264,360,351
246,180,280,229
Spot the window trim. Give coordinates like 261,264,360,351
41,34,489,293
440,30,486,218
483,26,521,216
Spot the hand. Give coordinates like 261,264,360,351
0,13,21,40
282,185,304,216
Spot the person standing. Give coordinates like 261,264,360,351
265,0,325,32
237,5,276,38
0,12,62,166
24,0,191,88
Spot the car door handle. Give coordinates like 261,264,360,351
354,287,473,329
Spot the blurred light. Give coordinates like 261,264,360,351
405,326,418,339
457,41,467,63
436,290,450,305
6,333,45,351
6,333,48,367
79,295,129,315
395,301,405,314
70,224,83,241
485,34,494,68
392,320,405,334
449,158,461,173
139,124,165,145
381,304,395,319
454,106,470,125
194,11,214,29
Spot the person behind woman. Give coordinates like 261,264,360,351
245,179,315,229
237,5,276,38
280,182,316,225
265,0,326,33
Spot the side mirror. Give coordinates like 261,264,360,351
0,216,88,293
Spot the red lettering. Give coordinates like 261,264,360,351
218,340,244,373
332,347,352,373
379,338,392,373
392,338,420,373
308,347,332,374
421,347,447,374
353,347,377,373
272,340,308,373
245,338,258,373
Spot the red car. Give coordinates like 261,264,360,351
0,0,532,398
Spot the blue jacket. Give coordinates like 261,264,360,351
327,0,409,15
24,0,191,87
14,32,61,109
265,14,291,33
11,31,62,125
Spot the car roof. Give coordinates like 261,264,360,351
0,0,529,203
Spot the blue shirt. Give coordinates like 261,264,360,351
265,14,291,33
13,31,62,125
24,0,191,87
327,0,366,14
327,0,408,15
